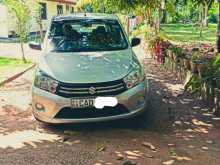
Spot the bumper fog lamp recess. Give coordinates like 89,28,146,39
136,96,145,108
35,103,45,112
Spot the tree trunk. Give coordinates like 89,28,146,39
127,16,130,36
161,0,167,24
203,2,208,27
161,9,167,24
199,5,204,38
147,9,153,27
18,22,27,63
217,2,220,53
39,21,44,42
20,42,27,63
198,7,202,25
156,7,161,33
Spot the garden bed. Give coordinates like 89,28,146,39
141,27,220,114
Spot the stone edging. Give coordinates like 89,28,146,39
0,64,36,86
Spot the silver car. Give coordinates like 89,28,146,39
30,13,148,124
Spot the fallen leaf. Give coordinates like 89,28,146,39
115,151,121,154
145,154,154,158
73,140,81,144
171,156,192,161
156,91,161,95
212,117,220,121
116,154,124,160
188,135,195,138
194,127,209,134
174,121,182,125
97,146,106,152
188,145,195,149
106,163,112,165
125,151,142,157
175,133,182,137
202,146,208,150
183,136,190,141
94,163,102,165
64,141,73,145
162,160,175,165
127,156,138,160
185,129,194,132
192,119,213,127
142,142,157,151
206,140,213,144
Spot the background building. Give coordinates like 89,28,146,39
0,0,77,38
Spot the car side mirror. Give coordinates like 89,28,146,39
131,38,141,47
29,41,42,50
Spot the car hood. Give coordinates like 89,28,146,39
38,49,138,83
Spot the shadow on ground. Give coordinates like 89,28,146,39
1,57,220,165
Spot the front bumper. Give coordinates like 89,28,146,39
32,81,148,124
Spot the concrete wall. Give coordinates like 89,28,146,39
0,0,76,38
0,5,9,38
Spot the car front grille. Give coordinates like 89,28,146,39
56,79,127,98
54,104,129,119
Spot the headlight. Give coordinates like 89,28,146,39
34,69,58,93
123,66,145,89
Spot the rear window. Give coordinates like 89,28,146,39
47,19,129,52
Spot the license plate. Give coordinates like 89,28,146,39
71,99,95,109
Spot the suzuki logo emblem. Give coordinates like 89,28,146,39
89,87,96,95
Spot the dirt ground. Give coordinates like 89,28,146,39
1,48,220,165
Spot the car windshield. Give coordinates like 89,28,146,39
48,19,129,52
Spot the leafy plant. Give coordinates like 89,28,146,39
171,47,185,58
191,50,201,61
212,53,220,75
185,74,203,93
185,53,220,93
3,0,31,63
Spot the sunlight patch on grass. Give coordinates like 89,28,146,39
161,23,217,43
0,57,32,67
0,57,32,81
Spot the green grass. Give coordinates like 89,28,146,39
0,57,31,67
0,57,32,81
161,23,217,44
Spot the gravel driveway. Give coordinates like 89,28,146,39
0,45,220,165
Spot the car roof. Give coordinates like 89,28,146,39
53,13,119,21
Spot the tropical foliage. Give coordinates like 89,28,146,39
77,0,218,32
